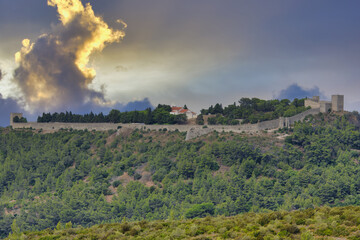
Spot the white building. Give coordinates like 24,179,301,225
170,106,197,119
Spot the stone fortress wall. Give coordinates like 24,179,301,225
10,108,321,140
10,95,344,140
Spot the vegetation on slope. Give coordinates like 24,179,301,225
7,206,360,239
1,112,360,238
200,97,308,125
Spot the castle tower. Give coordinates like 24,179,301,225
331,95,344,112
320,101,332,113
10,113,23,126
304,96,321,109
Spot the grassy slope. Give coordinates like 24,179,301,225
7,206,360,240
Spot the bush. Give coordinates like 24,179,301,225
134,173,142,180
185,203,215,219
196,115,205,125
120,223,131,233
112,180,121,188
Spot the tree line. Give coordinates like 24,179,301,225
199,97,308,125
37,104,187,125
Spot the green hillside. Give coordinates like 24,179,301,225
1,112,360,238
7,206,360,239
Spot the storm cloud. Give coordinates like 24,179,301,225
115,98,153,112
13,0,126,113
0,67,26,126
0,94,25,126
68,98,153,115
276,84,325,100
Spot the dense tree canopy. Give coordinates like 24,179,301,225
1,112,360,238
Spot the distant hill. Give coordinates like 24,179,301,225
1,112,360,238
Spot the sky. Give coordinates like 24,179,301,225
0,0,360,125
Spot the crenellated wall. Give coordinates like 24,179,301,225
286,108,321,126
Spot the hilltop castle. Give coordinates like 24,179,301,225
304,95,344,113
9,94,345,140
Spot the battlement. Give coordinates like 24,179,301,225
305,94,344,113
10,113,23,125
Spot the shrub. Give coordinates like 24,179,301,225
196,115,205,125
185,203,215,219
134,173,142,180
112,180,121,188
300,231,315,240
65,222,72,229
120,223,131,233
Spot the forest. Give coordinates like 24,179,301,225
1,112,360,238
37,104,186,125
200,97,309,125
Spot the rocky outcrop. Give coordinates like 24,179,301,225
185,127,212,141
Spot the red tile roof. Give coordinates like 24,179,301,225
171,106,197,116
171,107,182,111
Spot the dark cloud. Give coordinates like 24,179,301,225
115,98,153,112
30,98,154,120
0,97,154,126
0,94,24,126
0,68,28,126
276,83,325,100
77,98,153,114
13,35,103,111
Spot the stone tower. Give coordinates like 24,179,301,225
10,113,23,126
331,95,344,112
320,101,332,113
